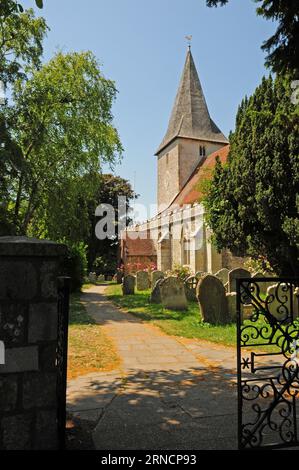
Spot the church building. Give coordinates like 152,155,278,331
121,48,243,274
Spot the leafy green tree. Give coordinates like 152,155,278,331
86,173,137,272
3,51,123,235
206,0,299,73
0,1,47,233
203,74,299,276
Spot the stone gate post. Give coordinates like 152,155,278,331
0,236,67,450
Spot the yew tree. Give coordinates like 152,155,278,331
204,74,299,276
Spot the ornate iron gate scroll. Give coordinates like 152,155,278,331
237,277,299,450
56,276,70,450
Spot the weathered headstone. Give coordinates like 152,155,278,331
251,272,267,295
122,274,135,295
88,272,97,283
150,278,163,304
160,276,187,310
228,268,251,293
116,271,123,284
197,274,229,324
184,275,198,302
266,283,297,322
215,268,229,286
136,271,150,291
151,270,164,287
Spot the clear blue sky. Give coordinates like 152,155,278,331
23,0,276,209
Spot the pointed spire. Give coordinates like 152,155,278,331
156,50,228,155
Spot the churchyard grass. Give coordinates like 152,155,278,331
68,292,120,378
106,284,236,346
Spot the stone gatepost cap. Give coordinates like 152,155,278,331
0,236,67,257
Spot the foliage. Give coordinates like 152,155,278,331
206,0,299,74
86,173,137,270
61,241,88,292
2,51,123,236
93,255,117,275
244,256,275,275
0,1,47,86
165,264,192,280
123,261,157,274
203,74,299,276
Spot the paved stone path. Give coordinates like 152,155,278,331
67,285,238,450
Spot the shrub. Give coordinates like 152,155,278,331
62,241,88,292
166,264,191,280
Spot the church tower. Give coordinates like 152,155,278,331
156,49,228,212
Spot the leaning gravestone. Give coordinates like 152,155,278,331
150,278,164,304
228,268,251,293
197,274,229,324
122,274,135,295
151,270,164,287
184,275,198,302
215,268,229,286
160,276,187,310
136,271,150,290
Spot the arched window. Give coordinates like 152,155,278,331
199,145,206,157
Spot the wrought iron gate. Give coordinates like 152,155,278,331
56,276,71,450
237,277,299,450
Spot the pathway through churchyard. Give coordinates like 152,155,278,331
67,285,238,450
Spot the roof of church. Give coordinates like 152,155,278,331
169,144,230,208
156,49,228,155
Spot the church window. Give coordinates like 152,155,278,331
166,153,169,164
199,145,206,157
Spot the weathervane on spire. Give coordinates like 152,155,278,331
185,35,192,50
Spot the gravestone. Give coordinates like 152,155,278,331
122,275,135,295
88,272,97,283
98,274,105,282
266,283,298,322
197,274,229,324
160,276,187,310
226,292,237,322
184,275,198,302
215,268,229,286
228,268,251,293
151,270,164,287
136,271,150,291
150,278,164,304
116,271,123,284
251,272,267,295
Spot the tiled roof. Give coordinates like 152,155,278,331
156,50,228,155
169,144,230,207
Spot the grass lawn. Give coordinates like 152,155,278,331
68,291,120,379
105,284,237,346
